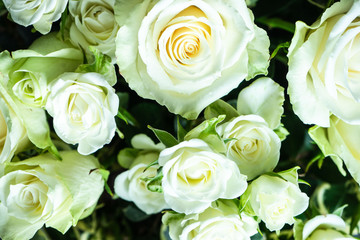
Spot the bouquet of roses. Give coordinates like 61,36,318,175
1,0,360,239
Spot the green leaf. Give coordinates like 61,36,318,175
184,115,226,153
298,179,311,187
75,46,116,86
204,99,239,122
273,123,289,141
143,159,159,173
270,42,290,60
223,138,238,144
277,166,301,185
246,0,259,7
262,171,288,182
123,204,150,222
307,0,334,8
305,153,325,173
251,233,265,240
46,144,62,161
239,187,256,216
148,126,178,148
59,7,68,41
141,167,163,193
117,92,129,109
332,204,348,217
91,168,113,197
117,107,139,127
350,204,360,234
176,116,187,142
146,176,163,193
256,17,295,33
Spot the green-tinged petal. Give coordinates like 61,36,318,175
17,105,55,151
131,133,165,151
246,25,270,80
277,166,301,185
239,184,256,216
51,151,104,224
320,116,360,184
0,51,15,75
273,124,290,141
308,123,346,176
0,76,29,163
237,77,284,129
117,148,140,169
293,219,304,240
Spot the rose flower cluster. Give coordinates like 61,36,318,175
1,0,360,239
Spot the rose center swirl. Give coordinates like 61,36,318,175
158,6,211,66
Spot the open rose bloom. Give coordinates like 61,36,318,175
4,0,360,239
115,0,270,119
287,0,360,127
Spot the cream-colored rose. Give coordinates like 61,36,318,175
0,151,104,240
3,0,68,34
287,0,360,127
309,115,360,185
303,214,355,240
115,0,270,119
219,115,281,180
163,200,258,240
114,151,168,215
1,33,83,108
158,139,247,214
0,77,28,163
243,169,309,231
69,0,119,61
45,72,119,155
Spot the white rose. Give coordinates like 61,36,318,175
69,0,119,61
0,151,104,240
3,0,68,34
158,139,247,214
45,72,119,155
163,200,258,240
219,115,281,180
303,214,355,240
114,151,168,215
287,0,360,127
309,115,360,185
115,0,270,119
244,169,309,231
0,78,28,163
